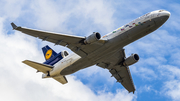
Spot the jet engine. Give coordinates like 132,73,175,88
123,54,139,66
61,51,69,58
84,32,101,44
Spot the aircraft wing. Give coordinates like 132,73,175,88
97,49,135,93
53,75,68,84
11,23,106,57
23,60,53,74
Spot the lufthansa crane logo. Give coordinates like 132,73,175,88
45,49,53,60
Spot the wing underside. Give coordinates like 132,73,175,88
97,49,135,93
11,23,106,57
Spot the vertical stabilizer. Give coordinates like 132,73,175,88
42,45,63,66
42,45,57,61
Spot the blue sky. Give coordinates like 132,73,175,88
0,0,180,101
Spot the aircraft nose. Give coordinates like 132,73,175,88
164,11,171,17
160,10,171,18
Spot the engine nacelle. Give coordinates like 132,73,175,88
123,54,139,66
61,51,69,58
84,32,101,44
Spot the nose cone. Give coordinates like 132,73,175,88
159,10,171,18
154,10,170,28
156,10,171,23
163,11,171,17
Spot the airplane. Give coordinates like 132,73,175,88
11,10,170,93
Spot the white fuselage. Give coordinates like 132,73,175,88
47,53,81,77
45,10,170,77
103,10,170,40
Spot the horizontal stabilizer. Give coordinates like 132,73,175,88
53,75,68,84
23,60,53,74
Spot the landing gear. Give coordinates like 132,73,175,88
47,71,50,76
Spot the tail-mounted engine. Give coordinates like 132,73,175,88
84,32,101,44
123,54,139,66
61,51,69,58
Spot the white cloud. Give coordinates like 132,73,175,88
168,3,180,31
131,65,157,80
28,0,115,36
0,0,26,20
138,85,158,94
157,65,180,101
163,80,180,101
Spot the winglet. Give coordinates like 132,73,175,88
11,22,18,29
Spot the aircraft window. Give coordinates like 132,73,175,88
147,13,150,15
64,51,69,56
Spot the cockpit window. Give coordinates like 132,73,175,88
159,10,165,12
64,51,69,56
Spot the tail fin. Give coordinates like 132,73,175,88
42,45,57,61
